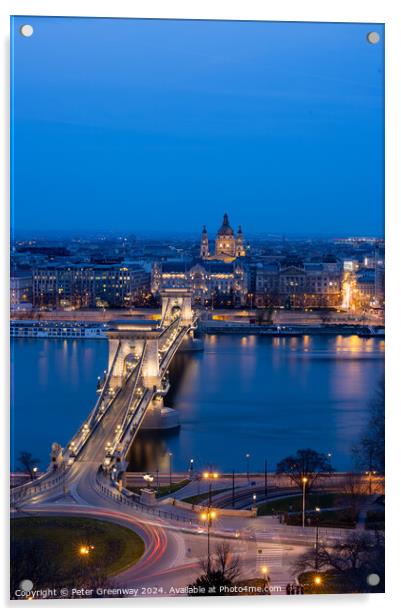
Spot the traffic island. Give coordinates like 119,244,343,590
11,515,145,596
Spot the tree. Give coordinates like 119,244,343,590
17,451,40,481
292,531,384,593
335,473,368,519
276,448,334,490
189,542,241,596
353,379,384,474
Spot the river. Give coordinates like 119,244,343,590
11,334,384,473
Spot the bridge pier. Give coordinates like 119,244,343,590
141,395,180,431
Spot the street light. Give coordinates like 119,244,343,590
245,453,251,481
143,474,154,489
302,476,308,528
314,507,321,571
202,471,219,507
366,469,377,495
260,565,269,583
314,575,322,586
200,509,217,571
168,452,173,493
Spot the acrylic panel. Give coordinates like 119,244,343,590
10,16,384,600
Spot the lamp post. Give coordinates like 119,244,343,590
189,458,194,478
366,468,377,495
302,476,308,528
261,565,269,585
168,452,173,493
245,453,251,481
264,459,268,498
143,474,154,489
202,471,219,507
200,509,217,572
314,507,320,571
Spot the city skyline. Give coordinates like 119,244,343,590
12,17,384,236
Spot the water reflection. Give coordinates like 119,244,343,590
128,334,384,472
11,335,384,473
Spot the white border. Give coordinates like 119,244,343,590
1,1,400,614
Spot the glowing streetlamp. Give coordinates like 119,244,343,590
143,474,154,489
261,565,269,584
200,509,217,571
168,452,173,493
314,507,321,571
189,458,194,478
314,575,322,586
245,453,251,481
202,471,219,507
301,476,308,528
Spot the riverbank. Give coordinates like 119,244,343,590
11,318,384,340
198,323,384,337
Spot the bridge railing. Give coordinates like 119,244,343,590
118,343,147,437
62,341,123,461
10,466,69,505
159,326,189,374
86,340,122,427
116,389,154,460
93,473,358,541
158,316,181,349
95,472,199,526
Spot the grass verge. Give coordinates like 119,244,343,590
183,489,227,505
11,515,145,588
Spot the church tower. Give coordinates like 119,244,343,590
200,225,209,259
215,213,236,259
236,225,246,257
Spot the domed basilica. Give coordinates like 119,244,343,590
200,213,246,262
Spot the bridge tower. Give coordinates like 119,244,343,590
161,288,193,326
106,321,162,389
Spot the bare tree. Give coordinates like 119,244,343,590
17,451,40,481
276,448,334,490
292,542,330,577
189,542,241,596
336,473,368,518
292,531,384,593
353,379,384,474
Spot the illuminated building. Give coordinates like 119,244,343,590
255,257,343,308
10,272,33,311
32,264,149,309
200,213,247,262
152,259,248,306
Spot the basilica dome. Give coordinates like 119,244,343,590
217,213,234,236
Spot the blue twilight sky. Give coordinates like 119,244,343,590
11,17,384,237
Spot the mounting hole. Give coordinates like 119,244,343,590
367,31,380,45
366,573,380,586
19,579,33,592
20,24,34,38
